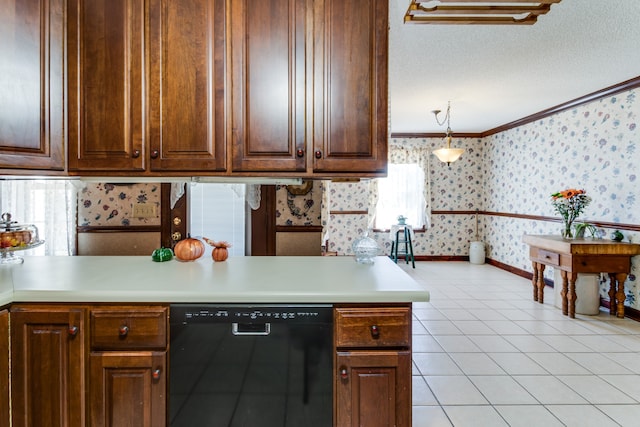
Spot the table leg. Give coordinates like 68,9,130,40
567,272,578,318
615,273,628,319
608,273,617,316
560,270,568,316
533,262,545,304
531,261,539,302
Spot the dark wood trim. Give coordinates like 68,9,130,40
77,226,162,233
390,77,640,139
250,185,276,255
389,132,483,139
161,182,188,248
482,76,640,136
431,210,640,233
275,225,323,232
413,255,469,262
329,210,368,215
431,210,479,216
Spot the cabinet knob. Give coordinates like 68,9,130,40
296,148,304,158
151,150,159,159
68,325,78,337
314,150,322,159
132,149,140,158
370,325,380,338
152,368,161,380
119,325,129,336
340,368,348,380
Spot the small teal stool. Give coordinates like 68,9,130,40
390,227,415,268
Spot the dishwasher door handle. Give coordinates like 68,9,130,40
232,323,271,336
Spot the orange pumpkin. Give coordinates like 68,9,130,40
203,237,231,262
174,236,205,261
212,246,229,262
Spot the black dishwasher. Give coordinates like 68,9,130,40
169,304,333,427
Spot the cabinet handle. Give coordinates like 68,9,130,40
296,148,304,158
340,368,348,380
119,325,129,336
151,150,159,159
132,149,140,158
370,324,380,338
68,325,78,337
152,368,161,380
314,150,322,159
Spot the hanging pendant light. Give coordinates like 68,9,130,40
432,101,464,166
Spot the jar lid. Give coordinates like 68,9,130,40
1,212,35,232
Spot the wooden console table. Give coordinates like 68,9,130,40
522,235,640,319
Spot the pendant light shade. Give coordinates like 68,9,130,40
432,101,464,166
433,134,464,165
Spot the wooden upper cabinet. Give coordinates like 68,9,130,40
148,0,227,172
67,0,147,172
0,0,65,171
68,0,227,174
230,0,308,173
312,0,388,174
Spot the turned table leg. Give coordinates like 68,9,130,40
560,270,569,316
532,261,539,302
567,272,578,318
532,262,545,304
615,273,628,319
608,273,617,316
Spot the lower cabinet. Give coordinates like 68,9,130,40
336,350,412,427
334,305,413,427
88,306,168,427
10,305,86,427
89,352,166,427
9,304,168,427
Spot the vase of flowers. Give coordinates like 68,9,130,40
551,189,592,239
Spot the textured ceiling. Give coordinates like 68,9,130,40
389,0,640,134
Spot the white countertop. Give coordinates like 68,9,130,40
0,255,429,305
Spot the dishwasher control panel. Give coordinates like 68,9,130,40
171,304,333,324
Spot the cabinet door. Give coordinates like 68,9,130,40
11,306,85,427
89,352,166,427
312,0,388,174
0,309,8,427
230,0,307,172
335,350,411,427
67,0,146,172
0,0,65,171
148,0,227,172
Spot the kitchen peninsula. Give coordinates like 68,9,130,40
1,255,428,426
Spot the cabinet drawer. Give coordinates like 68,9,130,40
335,307,411,348
90,306,167,350
533,249,560,267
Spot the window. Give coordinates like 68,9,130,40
374,163,427,230
0,180,77,256
189,183,246,256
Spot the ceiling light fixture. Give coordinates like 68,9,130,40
432,101,464,166
404,0,561,25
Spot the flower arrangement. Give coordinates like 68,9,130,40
551,189,592,239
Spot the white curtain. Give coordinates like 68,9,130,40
0,180,78,256
370,140,431,229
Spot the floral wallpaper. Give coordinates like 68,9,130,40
325,87,640,311
484,88,640,310
78,183,161,226
275,181,322,226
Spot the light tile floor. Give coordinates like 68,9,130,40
399,261,640,427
